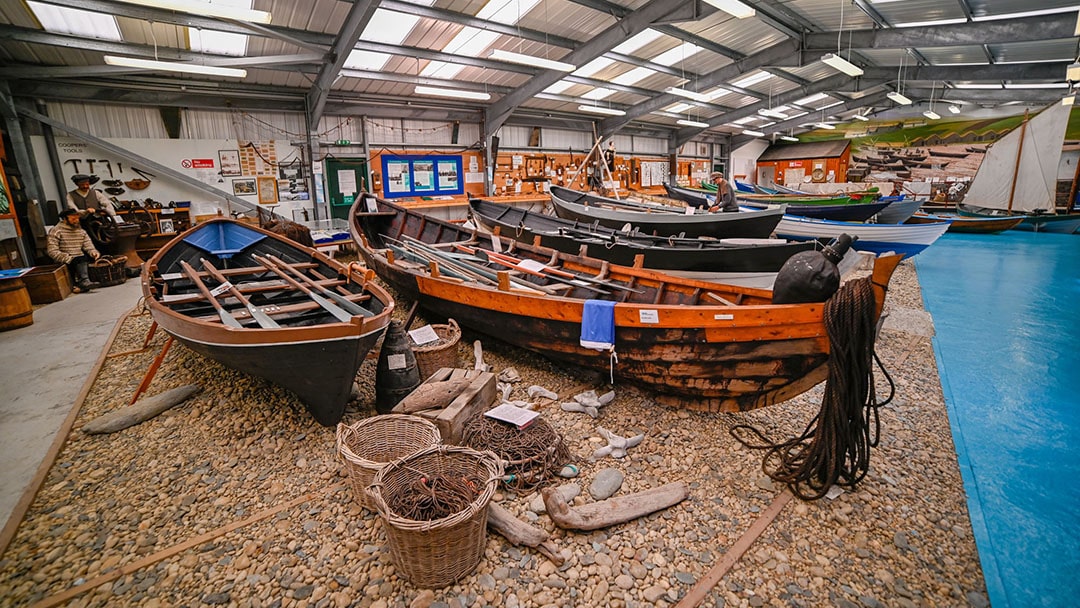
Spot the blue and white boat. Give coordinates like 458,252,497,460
774,214,951,259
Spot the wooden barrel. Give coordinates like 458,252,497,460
0,278,34,331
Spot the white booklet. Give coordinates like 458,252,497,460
484,402,540,429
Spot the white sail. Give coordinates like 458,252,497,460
962,102,1072,214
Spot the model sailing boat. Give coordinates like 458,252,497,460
959,101,1080,233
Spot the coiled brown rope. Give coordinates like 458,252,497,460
731,276,895,501
461,414,571,492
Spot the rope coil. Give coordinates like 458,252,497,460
732,276,895,501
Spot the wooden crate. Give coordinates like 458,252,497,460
22,264,71,304
391,368,496,444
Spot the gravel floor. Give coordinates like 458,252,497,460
0,259,987,608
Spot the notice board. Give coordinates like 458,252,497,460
381,154,463,199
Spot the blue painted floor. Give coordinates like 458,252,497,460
915,231,1080,608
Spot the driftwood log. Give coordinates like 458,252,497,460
82,384,200,434
487,503,565,566
542,481,689,531
392,378,472,413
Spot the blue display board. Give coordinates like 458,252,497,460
381,154,464,199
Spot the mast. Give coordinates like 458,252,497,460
1006,110,1029,213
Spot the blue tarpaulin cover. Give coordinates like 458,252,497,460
183,222,266,258
580,299,616,351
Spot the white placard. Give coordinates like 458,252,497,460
684,206,695,215
338,169,357,195
408,325,440,346
160,207,176,215
210,281,232,297
517,259,548,272
638,309,659,324
484,402,540,429
387,353,407,370
465,172,485,183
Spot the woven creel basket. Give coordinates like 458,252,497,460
367,445,503,588
336,415,442,510
411,318,461,381
87,255,127,287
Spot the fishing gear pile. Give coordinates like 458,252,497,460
461,413,571,491
732,276,895,500
386,467,484,521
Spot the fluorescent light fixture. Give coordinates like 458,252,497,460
1064,95,1076,106
115,0,270,23
1068,62,1080,81
948,104,961,113
887,91,912,105
578,105,626,116
758,108,789,119
779,135,799,142
678,119,711,128
742,129,765,137
852,114,870,121
923,110,941,120
103,55,247,77
1076,12,1080,36
490,49,575,72
414,85,491,100
702,0,755,18
667,87,712,103
820,53,864,77
815,122,836,130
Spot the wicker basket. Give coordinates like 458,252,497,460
336,415,442,510
87,255,127,287
367,445,503,588
411,318,461,381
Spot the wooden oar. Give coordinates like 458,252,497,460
200,259,281,329
464,244,643,294
264,254,373,317
455,246,609,296
252,255,355,323
178,260,244,328
396,236,552,294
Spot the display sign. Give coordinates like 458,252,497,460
381,154,464,199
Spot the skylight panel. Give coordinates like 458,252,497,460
420,28,500,78
733,116,759,125
652,43,704,67
345,50,394,71
574,58,615,78
28,1,121,41
731,71,771,88
953,84,1004,89
611,67,656,86
667,102,693,113
477,0,543,24
793,92,829,106
189,29,247,56
581,87,616,100
1003,83,1068,89
544,81,575,95
893,18,967,28
612,29,664,55
364,9,422,44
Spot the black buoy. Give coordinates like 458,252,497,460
772,234,856,304
374,320,422,414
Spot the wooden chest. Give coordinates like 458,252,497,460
22,264,71,304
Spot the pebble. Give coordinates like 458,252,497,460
0,263,986,608
589,468,624,500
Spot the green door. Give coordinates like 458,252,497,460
324,158,368,220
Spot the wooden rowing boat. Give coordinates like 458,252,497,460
774,214,951,259
141,218,394,425
468,197,818,287
351,195,902,413
906,211,1023,234
549,185,783,239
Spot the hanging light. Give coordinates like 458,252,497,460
923,110,941,120
779,134,799,142
742,129,765,137
948,104,962,114
821,53,863,77
815,122,837,130
667,87,712,103
103,56,247,78
852,114,869,122
415,86,491,100
579,105,626,116
677,119,711,128
887,91,912,105
490,49,576,72
1068,62,1080,82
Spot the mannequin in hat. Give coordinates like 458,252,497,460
66,174,117,220
709,172,739,213
47,209,101,293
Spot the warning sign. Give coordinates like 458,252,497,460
185,159,215,169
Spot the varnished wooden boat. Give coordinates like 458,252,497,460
142,218,394,425
351,195,903,413
549,185,783,239
907,211,1024,233
738,198,892,222
469,197,817,287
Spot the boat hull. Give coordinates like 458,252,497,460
740,199,892,222
352,196,903,413
549,185,783,239
907,212,1023,234
775,215,950,259
469,198,816,274
142,219,394,425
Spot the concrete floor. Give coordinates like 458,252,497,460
0,277,141,529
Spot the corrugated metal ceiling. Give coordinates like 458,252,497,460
0,0,1076,140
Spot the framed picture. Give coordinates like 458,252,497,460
159,218,175,234
232,178,256,195
257,176,278,204
218,150,242,177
